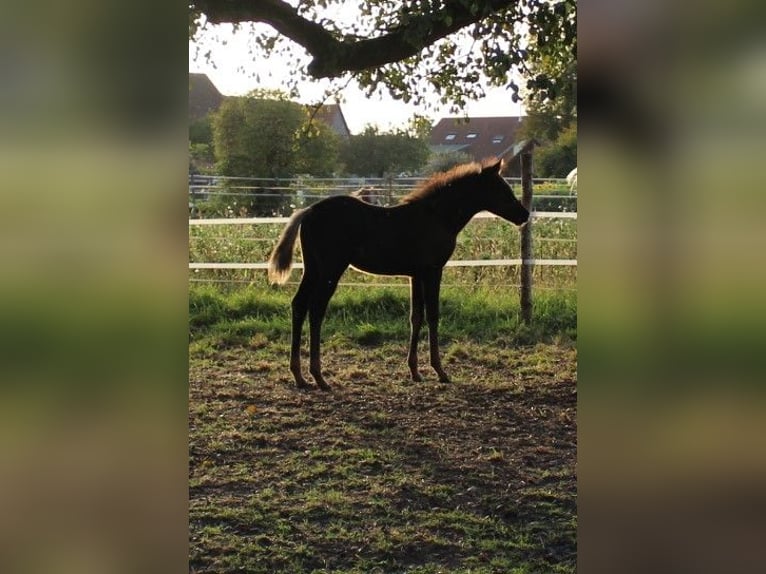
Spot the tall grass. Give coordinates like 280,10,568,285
189,283,576,347
189,216,577,290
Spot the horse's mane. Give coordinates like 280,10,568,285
400,158,498,204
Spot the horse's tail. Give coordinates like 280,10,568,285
268,208,310,285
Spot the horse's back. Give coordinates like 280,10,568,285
300,195,382,245
299,195,454,276
303,194,388,228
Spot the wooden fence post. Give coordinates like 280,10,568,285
520,147,534,325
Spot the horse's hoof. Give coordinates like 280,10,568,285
296,379,314,391
311,373,332,391
408,364,422,380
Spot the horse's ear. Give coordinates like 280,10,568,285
482,157,503,174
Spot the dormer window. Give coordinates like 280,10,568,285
445,133,456,141
466,133,478,139
491,135,504,144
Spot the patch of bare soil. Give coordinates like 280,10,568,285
190,341,576,573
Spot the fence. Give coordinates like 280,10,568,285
189,214,576,283
189,174,577,217
188,175,577,315
188,211,577,271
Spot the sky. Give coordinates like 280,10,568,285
189,21,525,135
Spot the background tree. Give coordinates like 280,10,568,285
212,98,251,176
190,1,576,112
189,115,215,173
534,122,576,177
212,94,338,178
209,93,340,215
190,115,213,146
406,114,434,141
516,7,577,177
340,126,430,177
213,96,302,178
423,150,475,175
517,33,576,141
294,121,341,177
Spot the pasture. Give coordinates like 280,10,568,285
190,288,576,573
189,203,577,572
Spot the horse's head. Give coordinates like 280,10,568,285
479,158,529,226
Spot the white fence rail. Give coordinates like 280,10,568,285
189,259,577,271
189,211,577,272
189,176,577,214
188,211,577,227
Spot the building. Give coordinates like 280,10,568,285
188,73,351,141
429,116,526,175
189,73,224,122
310,103,351,139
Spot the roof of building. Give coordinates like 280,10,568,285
189,73,223,121
311,104,351,138
429,116,526,162
187,76,351,141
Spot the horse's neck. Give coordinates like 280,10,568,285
429,187,483,234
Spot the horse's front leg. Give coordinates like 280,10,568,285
423,268,450,383
407,275,425,382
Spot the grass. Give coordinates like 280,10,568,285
189,283,576,573
190,284,576,348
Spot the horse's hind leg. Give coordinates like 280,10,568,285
290,274,313,390
308,275,340,391
423,268,451,383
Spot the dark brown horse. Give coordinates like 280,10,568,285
268,157,529,391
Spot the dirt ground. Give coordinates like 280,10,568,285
189,340,577,573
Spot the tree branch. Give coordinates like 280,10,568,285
193,0,517,78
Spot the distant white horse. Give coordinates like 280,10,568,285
566,167,577,193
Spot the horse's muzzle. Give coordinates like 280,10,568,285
515,211,530,227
